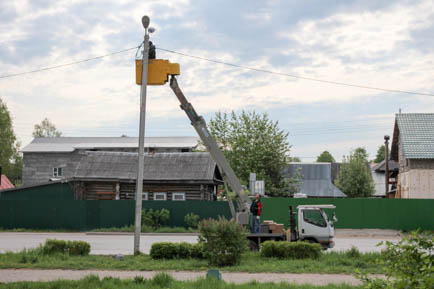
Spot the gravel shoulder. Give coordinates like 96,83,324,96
0,269,372,285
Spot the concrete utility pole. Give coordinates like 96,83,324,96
134,15,151,255
384,135,390,196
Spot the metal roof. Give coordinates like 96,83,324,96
22,137,199,153
74,151,221,183
284,163,347,198
395,113,434,159
0,175,15,191
371,159,399,172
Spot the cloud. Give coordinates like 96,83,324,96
1,0,433,162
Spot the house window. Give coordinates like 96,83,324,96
53,167,63,177
172,192,186,201
153,192,167,201
142,192,148,201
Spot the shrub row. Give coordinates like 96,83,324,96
150,242,205,259
42,239,91,256
260,241,321,259
141,209,201,229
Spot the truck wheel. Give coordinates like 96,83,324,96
248,240,259,251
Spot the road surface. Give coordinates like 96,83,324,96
0,231,400,255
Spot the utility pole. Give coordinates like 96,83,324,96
384,135,390,197
134,15,151,255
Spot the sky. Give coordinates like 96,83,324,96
1,0,433,161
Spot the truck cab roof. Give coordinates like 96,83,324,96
296,204,336,209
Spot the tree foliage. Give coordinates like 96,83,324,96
33,118,62,137
208,111,291,195
0,97,22,185
335,147,375,197
316,151,336,163
374,145,386,163
358,232,434,288
289,156,301,162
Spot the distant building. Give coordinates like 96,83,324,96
284,163,347,198
390,113,434,198
73,151,222,201
4,152,222,201
371,160,399,197
21,136,199,186
0,174,15,191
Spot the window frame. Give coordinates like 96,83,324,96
53,167,63,177
302,209,327,228
142,192,148,201
172,192,186,201
153,192,167,201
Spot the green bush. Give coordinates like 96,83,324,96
150,242,199,259
358,231,434,289
42,239,68,255
260,241,321,259
42,239,91,256
150,242,178,259
184,213,200,229
191,243,205,259
141,208,170,229
177,242,194,259
68,240,91,256
199,217,248,266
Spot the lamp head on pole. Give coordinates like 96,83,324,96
384,135,390,142
142,16,150,29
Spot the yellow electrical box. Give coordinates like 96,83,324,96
136,59,180,85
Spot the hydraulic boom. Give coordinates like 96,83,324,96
169,76,251,225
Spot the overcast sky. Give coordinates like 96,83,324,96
1,0,433,161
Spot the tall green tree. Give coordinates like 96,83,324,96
208,110,292,195
335,147,374,197
374,145,386,163
33,118,62,137
316,151,335,163
0,97,22,185
289,156,301,162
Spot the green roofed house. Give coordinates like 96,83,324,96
390,113,434,199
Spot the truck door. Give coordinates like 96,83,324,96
299,209,329,240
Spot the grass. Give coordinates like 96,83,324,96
0,226,198,233
0,273,361,289
89,225,198,233
0,228,81,233
0,248,383,274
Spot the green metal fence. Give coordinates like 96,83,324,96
0,200,232,230
0,198,433,231
261,198,434,231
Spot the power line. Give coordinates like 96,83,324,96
157,47,434,97
0,46,139,80
1,44,432,97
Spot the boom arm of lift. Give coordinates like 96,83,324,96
169,76,251,224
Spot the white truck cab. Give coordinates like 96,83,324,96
296,205,336,249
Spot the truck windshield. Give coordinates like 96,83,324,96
303,209,327,227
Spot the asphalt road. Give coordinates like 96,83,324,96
0,232,400,255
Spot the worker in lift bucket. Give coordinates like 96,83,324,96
250,193,262,233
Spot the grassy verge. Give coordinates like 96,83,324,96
89,225,198,233
0,228,81,233
0,273,360,289
0,226,198,233
0,249,382,274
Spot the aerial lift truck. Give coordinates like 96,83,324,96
135,43,337,250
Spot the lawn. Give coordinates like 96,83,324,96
0,249,382,274
0,273,361,289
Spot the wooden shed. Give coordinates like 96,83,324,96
73,151,223,201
